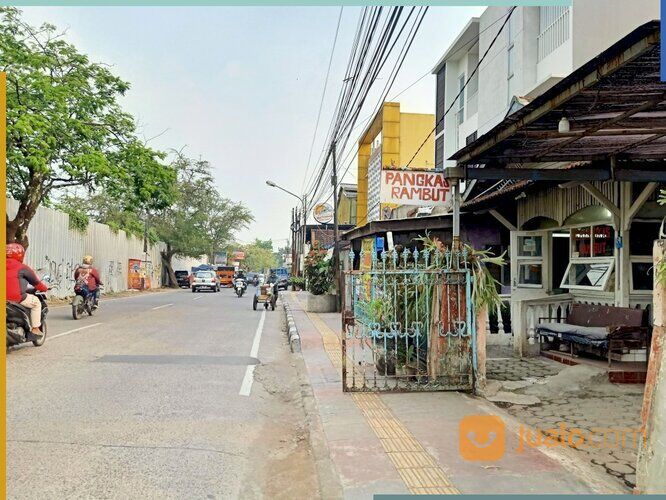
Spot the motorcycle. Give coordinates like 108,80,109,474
6,276,51,348
71,284,102,320
234,278,247,298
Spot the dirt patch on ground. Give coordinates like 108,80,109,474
240,351,321,499
486,358,644,491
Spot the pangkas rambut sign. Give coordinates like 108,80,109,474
380,169,450,207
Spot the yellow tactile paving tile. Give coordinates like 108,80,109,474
300,302,460,495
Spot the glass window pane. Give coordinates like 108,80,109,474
572,227,591,257
592,225,614,257
632,262,653,291
630,222,661,255
518,236,542,257
518,263,542,285
562,262,612,288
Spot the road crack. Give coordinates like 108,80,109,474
8,438,243,457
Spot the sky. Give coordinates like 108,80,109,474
21,6,485,248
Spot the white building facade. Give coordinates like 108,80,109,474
433,1,660,171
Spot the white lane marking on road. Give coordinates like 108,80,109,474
192,296,204,301
50,322,103,340
151,303,174,310
239,309,266,397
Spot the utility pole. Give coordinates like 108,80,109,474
301,195,307,277
331,142,340,311
291,207,296,278
444,166,464,250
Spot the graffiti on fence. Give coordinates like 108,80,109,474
41,255,78,293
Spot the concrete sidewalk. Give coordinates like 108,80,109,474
284,292,621,498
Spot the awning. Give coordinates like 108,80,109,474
343,214,453,241
450,21,666,182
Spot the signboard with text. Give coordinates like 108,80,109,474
213,251,227,265
379,169,450,207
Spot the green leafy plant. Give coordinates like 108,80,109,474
304,243,333,295
415,232,506,312
290,276,305,289
63,207,89,233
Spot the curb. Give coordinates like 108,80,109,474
283,302,301,353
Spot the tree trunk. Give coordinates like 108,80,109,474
161,246,179,288
7,177,45,248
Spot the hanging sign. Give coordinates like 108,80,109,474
380,169,450,206
313,203,334,224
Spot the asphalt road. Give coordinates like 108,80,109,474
7,287,319,499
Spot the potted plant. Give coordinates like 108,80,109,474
304,243,335,312
290,276,305,291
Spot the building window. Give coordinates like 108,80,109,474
562,224,615,291
457,74,465,125
561,260,614,290
435,135,444,170
630,221,661,292
538,6,570,61
436,67,446,135
518,262,543,286
631,259,653,292
571,225,614,258
516,235,544,287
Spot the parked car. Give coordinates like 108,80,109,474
174,270,190,288
191,271,220,293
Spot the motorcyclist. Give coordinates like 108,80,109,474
6,243,48,339
74,255,103,309
234,270,248,290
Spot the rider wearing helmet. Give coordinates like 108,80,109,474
6,243,48,338
74,255,103,309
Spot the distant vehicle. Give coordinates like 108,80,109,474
254,273,265,286
192,271,220,293
174,270,190,288
216,266,235,287
270,267,290,291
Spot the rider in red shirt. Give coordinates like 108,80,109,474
6,243,48,338
74,255,103,309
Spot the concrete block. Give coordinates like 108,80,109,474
306,292,337,313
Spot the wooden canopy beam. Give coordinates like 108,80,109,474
489,209,517,231
465,167,610,181
536,97,666,159
625,182,659,230
581,182,621,219
519,128,666,139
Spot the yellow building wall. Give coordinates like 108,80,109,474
337,194,357,225
356,103,435,226
399,113,435,170
357,142,370,227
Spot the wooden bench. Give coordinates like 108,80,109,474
536,303,650,367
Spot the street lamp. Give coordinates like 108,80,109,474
266,180,307,278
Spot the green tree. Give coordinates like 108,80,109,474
153,153,253,287
2,7,175,245
243,243,277,273
252,239,273,251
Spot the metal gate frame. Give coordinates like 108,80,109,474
341,246,477,392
